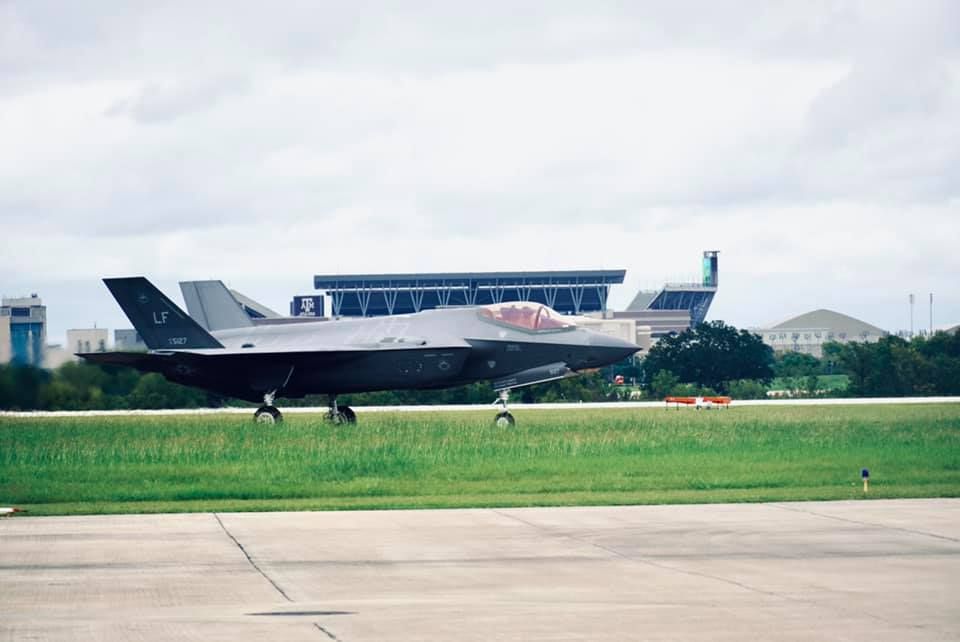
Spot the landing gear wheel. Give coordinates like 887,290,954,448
254,406,283,424
325,405,357,425
325,395,357,425
492,388,515,427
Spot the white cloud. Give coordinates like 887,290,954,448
1,1,958,344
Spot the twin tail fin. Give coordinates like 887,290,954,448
103,277,223,350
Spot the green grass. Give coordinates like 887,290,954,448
1,404,958,516
770,374,850,391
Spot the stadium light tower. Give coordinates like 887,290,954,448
909,293,915,338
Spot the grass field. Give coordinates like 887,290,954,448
1,404,958,516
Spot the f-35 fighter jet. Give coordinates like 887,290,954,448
81,277,639,425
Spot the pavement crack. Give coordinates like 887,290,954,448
770,503,960,543
212,513,293,602
314,622,343,641
492,510,863,610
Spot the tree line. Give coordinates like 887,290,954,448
0,361,619,411
1,323,957,411
640,321,960,398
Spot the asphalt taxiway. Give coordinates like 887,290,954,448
1,499,958,641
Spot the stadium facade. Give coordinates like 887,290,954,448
287,251,720,344
296,270,626,318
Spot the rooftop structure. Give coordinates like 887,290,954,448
310,270,626,318
626,251,719,327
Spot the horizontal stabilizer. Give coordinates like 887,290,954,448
78,350,167,371
103,277,224,350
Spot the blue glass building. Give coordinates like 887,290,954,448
1,295,46,366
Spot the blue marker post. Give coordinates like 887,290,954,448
861,468,870,494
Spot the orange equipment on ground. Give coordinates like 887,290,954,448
664,396,731,409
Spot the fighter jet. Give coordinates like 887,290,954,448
81,277,640,425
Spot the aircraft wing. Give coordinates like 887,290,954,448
180,338,472,356
81,338,472,362
77,351,167,371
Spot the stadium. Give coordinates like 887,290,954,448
283,251,721,348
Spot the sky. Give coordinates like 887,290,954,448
1,1,958,346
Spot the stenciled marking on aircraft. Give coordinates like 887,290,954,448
153,311,170,325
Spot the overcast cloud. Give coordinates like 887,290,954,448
1,1,958,344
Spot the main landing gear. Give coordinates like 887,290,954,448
493,389,515,427
325,395,357,425
254,391,283,424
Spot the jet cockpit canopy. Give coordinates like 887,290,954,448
478,302,576,331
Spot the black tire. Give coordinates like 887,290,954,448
254,406,283,424
493,411,515,427
325,406,357,425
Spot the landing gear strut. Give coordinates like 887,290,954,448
493,389,515,427
325,395,357,424
254,390,283,424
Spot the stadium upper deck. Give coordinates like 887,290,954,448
306,270,626,317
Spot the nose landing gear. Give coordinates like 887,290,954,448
254,391,283,424
493,389,515,427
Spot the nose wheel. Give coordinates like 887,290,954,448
253,391,283,424
254,406,282,424
493,389,515,427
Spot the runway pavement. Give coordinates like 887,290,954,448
1,499,958,641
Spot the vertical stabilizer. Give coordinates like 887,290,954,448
180,280,255,331
103,277,224,350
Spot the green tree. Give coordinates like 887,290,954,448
827,333,958,397
649,369,680,398
127,373,208,409
774,352,822,378
727,379,768,399
643,321,775,393
0,364,50,410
